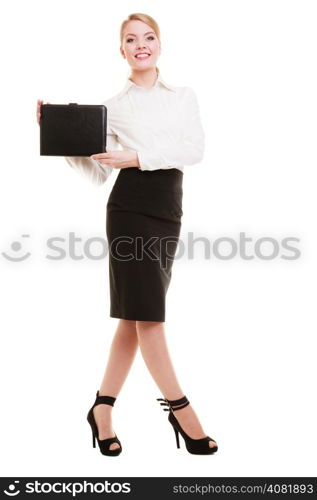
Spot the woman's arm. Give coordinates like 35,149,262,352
90,149,140,170
65,130,119,186
64,156,112,186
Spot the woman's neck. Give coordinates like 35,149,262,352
128,68,158,90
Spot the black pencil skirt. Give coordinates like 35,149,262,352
106,167,183,322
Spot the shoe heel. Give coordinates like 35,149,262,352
157,395,218,455
87,391,122,456
173,426,180,448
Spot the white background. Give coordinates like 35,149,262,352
1,0,316,478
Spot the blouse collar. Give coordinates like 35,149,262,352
117,71,175,100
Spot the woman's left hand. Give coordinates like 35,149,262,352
90,150,140,169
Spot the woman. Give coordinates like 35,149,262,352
37,12,218,457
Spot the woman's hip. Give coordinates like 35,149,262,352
107,167,183,222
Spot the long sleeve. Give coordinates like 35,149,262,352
65,129,119,186
136,87,205,171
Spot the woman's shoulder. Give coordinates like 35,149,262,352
170,84,198,97
173,85,199,105
101,94,118,110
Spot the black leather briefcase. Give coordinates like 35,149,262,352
40,103,107,156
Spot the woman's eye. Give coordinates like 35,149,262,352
126,35,155,43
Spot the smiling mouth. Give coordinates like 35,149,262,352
135,53,151,59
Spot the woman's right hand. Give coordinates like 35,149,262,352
37,99,50,125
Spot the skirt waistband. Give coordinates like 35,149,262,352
117,167,183,193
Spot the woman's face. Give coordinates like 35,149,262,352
121,20,161,72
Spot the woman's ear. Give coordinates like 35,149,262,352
120,46,126,59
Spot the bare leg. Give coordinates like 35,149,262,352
93,319,138,450
136,321,217,449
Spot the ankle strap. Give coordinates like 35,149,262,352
95,390,116,407
157,395,190,411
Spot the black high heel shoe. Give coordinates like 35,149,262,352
87,390,122,456
157,395,218,455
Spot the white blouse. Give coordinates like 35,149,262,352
65,72,205,186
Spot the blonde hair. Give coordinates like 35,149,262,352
120,13,161,74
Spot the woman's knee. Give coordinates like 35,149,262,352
136,321,164,334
